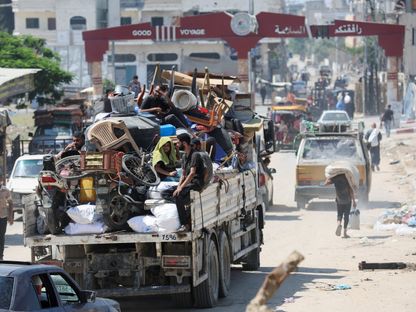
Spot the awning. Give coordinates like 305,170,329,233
0,67,42,102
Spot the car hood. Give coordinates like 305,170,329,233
95,297,120,310
7,177,38,193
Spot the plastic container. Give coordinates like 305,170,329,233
160,124,176,137
79,177,96,203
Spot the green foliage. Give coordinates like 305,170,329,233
103,79,115,92
0,31,73,102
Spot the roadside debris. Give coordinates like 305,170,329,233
359,261,407,270
282,297,295,303
333,284,352,290
389,160,400,165
374,205,416,235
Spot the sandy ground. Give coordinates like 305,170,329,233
3,122,416,312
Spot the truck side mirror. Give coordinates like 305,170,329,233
28,132,33,137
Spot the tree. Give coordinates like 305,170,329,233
0,31,73,103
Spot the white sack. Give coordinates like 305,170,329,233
66,204,96,225
325,161,359,193
151,203,180,233
148,182,179,199
127,215,158,233
64,222,107,235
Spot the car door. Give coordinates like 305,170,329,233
47,272,103,312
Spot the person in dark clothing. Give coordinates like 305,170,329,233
324,174,356,238
381,104,394,138
103,89,113,113
173,133,211,232
260,85,267,105
140,85,191,130
128,75,141,98
191,136,217,162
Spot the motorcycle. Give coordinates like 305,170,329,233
37,155,71,234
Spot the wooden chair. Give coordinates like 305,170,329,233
87,119,141,154
185,96,232,127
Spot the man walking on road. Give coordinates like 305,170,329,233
365,123,382,171
381,104,394,138
324,174,356,238
0,181,13,260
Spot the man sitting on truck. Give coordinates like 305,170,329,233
140,85,191,131
173,133,211,232
56,131,85,160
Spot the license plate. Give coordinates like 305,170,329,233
161,234,178,241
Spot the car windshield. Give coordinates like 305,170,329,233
322,112,349,121
302,138,363,162
13,159,44,178
35,125,72,137
0,277,14,309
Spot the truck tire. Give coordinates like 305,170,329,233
193,239,219,308
242,246,260,271
103,192,130,231
170,277,193,308
218,232,231,298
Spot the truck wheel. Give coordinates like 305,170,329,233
218,232,231,298
242,246,260,271
170,277,193,308
103,193,130,231
193,239,219,308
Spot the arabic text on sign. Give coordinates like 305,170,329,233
274,25,305,35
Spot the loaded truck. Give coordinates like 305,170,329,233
23,146,268,308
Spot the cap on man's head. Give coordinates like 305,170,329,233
191,137,201,146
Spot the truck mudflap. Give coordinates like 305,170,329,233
95,284,191,298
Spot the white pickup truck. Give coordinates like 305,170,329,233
23,161,265,308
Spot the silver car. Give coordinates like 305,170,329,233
0,261,120,311
317,110,351,132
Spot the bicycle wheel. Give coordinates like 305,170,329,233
55,155,87,180
122,154,160,186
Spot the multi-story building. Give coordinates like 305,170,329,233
12,0,284,91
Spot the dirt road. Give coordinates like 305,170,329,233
4,132,416,312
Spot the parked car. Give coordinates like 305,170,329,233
0,261,120,311
317,110,351,132
7,154,46,213
28,124,75,154
295,132,371,209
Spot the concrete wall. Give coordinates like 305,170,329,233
401,13,416,76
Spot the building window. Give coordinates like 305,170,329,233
26,18,39,29
147,53,178,62
151,17,164,27
120,0,144,9
121,17,132,25
48,18,56,30
189,52,221,60
108,54,136,63
70,16,86,30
